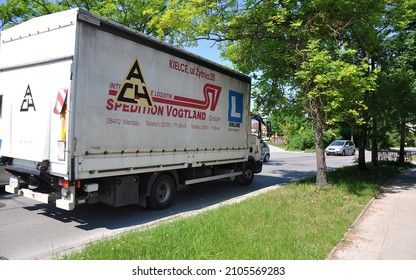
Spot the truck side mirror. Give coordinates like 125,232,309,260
266,121,272,138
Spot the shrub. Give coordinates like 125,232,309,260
285,127,341,151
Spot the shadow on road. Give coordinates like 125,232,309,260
21,167,315,232
376,169,416,199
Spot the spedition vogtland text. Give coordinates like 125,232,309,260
106,101,206,120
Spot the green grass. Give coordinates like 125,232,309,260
63,162,409,260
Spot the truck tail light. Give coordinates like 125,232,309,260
58,178,70,188
57,178,81,188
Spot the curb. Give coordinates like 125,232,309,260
326,196,376,260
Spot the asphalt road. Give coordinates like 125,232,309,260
0,146,364,260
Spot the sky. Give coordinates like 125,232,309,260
185,40,228,66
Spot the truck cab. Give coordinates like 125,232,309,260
250,113,272,171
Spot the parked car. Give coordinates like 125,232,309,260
325,140,356,156
261,141,271,162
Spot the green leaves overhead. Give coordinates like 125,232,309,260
0,0,169,36
295,40,376,125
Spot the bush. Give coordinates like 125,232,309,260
378,131,400,149
286,129,315,150
323,128,342,146
285,127,341,151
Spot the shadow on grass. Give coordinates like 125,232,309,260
296,162,415,196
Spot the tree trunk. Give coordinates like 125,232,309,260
371,115,378,166
358,91,369,171
310,98,328,187
358,121,368,170
370,58,378,166
398,118,406,164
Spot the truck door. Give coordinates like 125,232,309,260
0,60,72,172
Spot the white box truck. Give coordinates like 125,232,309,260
0,8,270,211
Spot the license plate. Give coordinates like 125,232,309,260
9,176,19,188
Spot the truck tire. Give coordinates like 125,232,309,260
239,161,255,186
147,174,175,210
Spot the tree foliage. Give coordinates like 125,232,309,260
0,0,169,35
376,0,416,163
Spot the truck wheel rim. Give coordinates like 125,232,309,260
156,181,171,203
245,169,253,179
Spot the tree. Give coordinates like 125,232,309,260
295,40,376,185
375,0,416,163
378,32,416,163
1,0,169,36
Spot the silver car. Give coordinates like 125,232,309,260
325,140,356,156
261,141,271,162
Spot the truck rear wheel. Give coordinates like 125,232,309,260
147,174,175,210
239,161,255,186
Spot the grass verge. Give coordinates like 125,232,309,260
63,162,410,260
